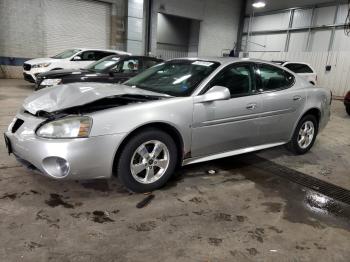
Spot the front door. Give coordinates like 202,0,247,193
191,63,262,157
110,58,142,83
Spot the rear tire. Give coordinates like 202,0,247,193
288,115,318,155
115,128,178,193
346,106,350,116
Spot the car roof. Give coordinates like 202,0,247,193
104,55,163,60
272,60,312,67
168,57,283,67
75,48,131,55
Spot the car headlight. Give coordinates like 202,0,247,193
36,116,92,139
32,63,51,68
41,78,62,86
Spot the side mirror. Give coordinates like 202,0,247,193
195,86,231,103
72,56,82,61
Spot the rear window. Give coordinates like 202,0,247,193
284,63,313,73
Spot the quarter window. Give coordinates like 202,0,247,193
258,64,294,91
209,64,254,97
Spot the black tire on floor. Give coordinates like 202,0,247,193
346,106,350,116
116,128,178,193
287,114,318,155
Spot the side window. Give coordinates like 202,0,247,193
258,64,294,91
209,64,254,97
143,59,160,70
113,58,140,73
284,63,313,73
79,51,97,61
94,51,112,61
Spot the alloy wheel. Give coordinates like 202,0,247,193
297,121,315,149
130,140,170,184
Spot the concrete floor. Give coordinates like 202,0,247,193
0,79,349,262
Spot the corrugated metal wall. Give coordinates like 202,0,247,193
43,0,111,57
242,3,350,97
156,43,188,60
242,4,350,52
248,51,350,97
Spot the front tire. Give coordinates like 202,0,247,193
116,128,178,193
288,115,318,155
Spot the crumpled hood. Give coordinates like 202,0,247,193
25,58,59,65
23,82,169,114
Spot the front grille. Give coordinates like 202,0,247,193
23,63,31,71
23,73,35,83
12,119,24,133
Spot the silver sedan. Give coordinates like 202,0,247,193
5,58,331,192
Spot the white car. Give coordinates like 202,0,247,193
23,48,131,83
273,61,317,85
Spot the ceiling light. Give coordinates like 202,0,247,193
252,1,266,8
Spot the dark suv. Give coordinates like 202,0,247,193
35,55,163,90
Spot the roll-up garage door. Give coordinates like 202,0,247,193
43,0,111,56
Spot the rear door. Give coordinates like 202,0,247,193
191,62,262,157
257,63,306,144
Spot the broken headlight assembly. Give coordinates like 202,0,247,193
36,116,92,138
40,78,62,86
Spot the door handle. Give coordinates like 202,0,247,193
293,95,302,101
246,103,257,110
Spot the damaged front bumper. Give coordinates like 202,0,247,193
5,111,125,180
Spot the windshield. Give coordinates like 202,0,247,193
124,60,220,96
51,49,81,59
86,55,121,72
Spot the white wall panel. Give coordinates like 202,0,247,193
288,32,309,52
292,9,312,28
333,29,350,52
198,0,241,56
127,0,144,55
245,33,286,52
127,17,143,42
128,0,144,18
309,30,332,52
127,40,143,55
243,12,290,32
314,6,336,26
336,4,349,24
